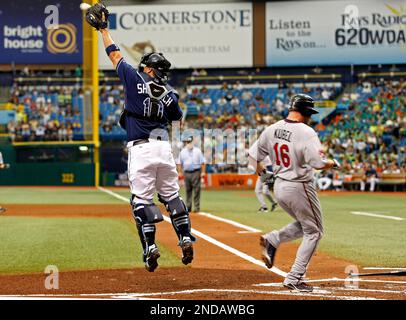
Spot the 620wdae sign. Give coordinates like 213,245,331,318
266,0,406,66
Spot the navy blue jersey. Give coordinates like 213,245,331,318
116,58,183,141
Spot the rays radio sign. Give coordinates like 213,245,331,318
0,1,82,64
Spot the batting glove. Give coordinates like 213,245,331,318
332,159,341,169
260,170,275,185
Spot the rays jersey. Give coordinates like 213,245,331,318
116,58,183,141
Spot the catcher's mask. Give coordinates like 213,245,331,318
139,52,171,84
288,94,319,117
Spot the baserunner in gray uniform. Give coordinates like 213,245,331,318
249,94,340,292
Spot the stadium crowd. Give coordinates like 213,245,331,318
4,76,404,190
180,78,404,190
6,86,83,142
317,79,405,190
99,85,126,138
184,81,340,130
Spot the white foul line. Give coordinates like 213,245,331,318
98,186,130,203
0,296,166,301
363,267,406,271
97,187,287,278
350,211,404,221
108,288,382,300
197,212,261,233
256,278,406,285
254,282,406,295
0,289,382,300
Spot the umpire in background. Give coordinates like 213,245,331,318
178,137,206,213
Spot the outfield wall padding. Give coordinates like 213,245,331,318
0,144,94,186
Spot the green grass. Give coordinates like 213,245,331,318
0,187,404,273
0,216,182,274
0,187,122,204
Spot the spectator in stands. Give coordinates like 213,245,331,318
321,87,331,99
221,82,232,91
58,124,68,141
16,107,27,123
254,89,264,102
200,86,208,94
21,65,30,76
7,121,16,141
21,122,31,141
35,124,46,141
230,96,240,107
383,161,402,174
233,81,243,91
75,65,83,77
332,171,344,191
274,97,285,114
360,163,379,192
202,95,212,107
217,96,227,107
316,171,333,191
278,81,288,89
67,124,74,141
102,121,113,134
241,89,253,101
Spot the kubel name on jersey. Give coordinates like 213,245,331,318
274,129,292,142
137,83,173,106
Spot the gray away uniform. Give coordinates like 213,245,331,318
249,119,328,285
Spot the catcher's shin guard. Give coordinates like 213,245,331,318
131,200,157,261
159,195,196,242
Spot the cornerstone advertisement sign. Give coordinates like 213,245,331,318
0,0,82,64
99,3,253,69
266,0,406,66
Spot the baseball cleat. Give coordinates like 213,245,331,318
145,244,160,272
271,203,278,212
0,207,6,214
260,235,277,269
258,206,269,213
180,236,194,265
283,282,314,292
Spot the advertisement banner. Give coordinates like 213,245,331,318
208,174,257,189
266,0,406,66
99,3,253,69
0,0,82,64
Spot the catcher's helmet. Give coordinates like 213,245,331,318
139,52,171,84
288,94,319,116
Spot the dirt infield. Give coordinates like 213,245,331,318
1,204,405,300
3,204,130,218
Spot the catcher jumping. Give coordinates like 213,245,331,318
83,3,196,272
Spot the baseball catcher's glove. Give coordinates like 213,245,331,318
85,3,109,30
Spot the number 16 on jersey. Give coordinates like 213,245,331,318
273,143,291,167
